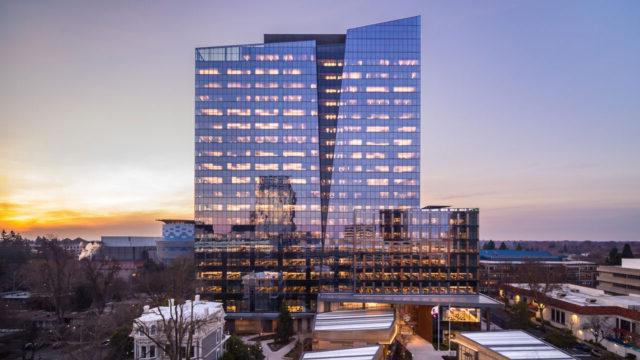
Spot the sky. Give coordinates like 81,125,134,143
0,0,639,241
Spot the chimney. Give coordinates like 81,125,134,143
168,298,175,307
195,294,201,302
143,305,150,313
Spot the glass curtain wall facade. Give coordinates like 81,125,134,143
193,17,465,315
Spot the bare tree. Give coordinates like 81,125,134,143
81,258,121,314
584,316,615,345
134,299,215,360
134,257,197,306
517,260,567,329
26,240,79,322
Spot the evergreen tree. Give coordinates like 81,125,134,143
562,244,568,253
622,243,634,259
606,247,622,265
482,240,496,250
516,243,523,251
275,304,294,344
499,242,508,250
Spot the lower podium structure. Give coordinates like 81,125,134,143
312,310,397,351
302,346,383,360
451,330,576,360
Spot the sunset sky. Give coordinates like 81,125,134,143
1,0,638,240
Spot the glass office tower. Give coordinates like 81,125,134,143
194,17,451,318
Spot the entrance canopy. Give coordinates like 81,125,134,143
318,292,502,309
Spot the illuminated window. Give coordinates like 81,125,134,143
283,151,305,157
394,179,417,185
393,139,412,146
344,86,358,92
255,109,279,116
198,136,222,143
283,109,305,116
366,99,390,106
283,82,304,89
227,123,251,129
367,179,389,186
255,136,278,143
255,150,276,157
197,177,222,184
397,126,417,132
366,152,385,159
227,82,250,89
227,69,251,75
283,95,302,102
348,139,362,146
367,126,389,133
374,166,389,172
255,54,279,61
255,123,278,130
393,166,415,173
397,152,418,159
255,82,278,89
255,164,278,171
283,136,306,144
203,82,222,88
283,163,303,171
393,86,416,93
255,68,279,75
227,163,250,170
231,177,251,184
198,68,219,75
282,69,302,75
227,109,251,116
351,152,362,159
198,164,222,170
398,59,419,66
200,151,223,156
345,72,362,79
289,178,307,184
200,109,223,116
394,99,412,105
378,59,390,66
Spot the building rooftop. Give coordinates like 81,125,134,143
317,292,502,308
481,260,594,265
313,310,394,332
622,259,640,270
480,250,562,261
100,236,160,247
301,345,381,360
136,298,224,323
457,330,575,359
509,283,640,309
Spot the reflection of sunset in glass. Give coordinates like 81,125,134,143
1,1,638,240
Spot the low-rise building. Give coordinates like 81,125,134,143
95,236,160,277
451,330,576,360
131,296,227,360
480,259,597,293
480,250,562,262
598,258,640,295
502,283,640,359
156,219,196,264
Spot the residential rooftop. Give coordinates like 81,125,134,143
480,250,562,261
509,283,640,309
456,330,576,360
136,298,224,323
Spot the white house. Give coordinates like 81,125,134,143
131,296,228,360
503,283,640,359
